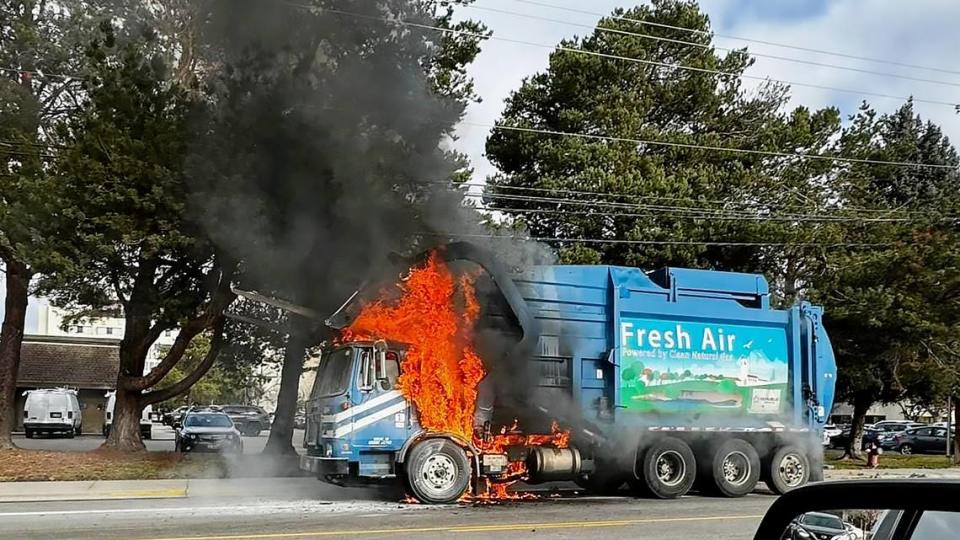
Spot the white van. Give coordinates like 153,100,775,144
103,391,153,439
22,388,82,438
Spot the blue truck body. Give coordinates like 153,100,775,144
301,260,837,502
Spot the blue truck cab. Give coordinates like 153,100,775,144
301,254,837,504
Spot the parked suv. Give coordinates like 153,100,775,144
221,405,270,437
22,388,82,438
174,409,243,453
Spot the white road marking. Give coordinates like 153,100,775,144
0,500,413,518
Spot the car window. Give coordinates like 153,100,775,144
933,428,947,437
184,414,233,428
909,511,960,539
915,428,932,436
800,513,844,529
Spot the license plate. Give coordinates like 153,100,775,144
49,412,62,418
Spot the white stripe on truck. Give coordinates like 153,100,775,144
334,401,407,438
320,390,404,424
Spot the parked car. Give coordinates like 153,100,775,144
221,405,270,436
103,391,153,439
163,406,189,427
893,426,955,455
829,426,884,450
784,511,854,540
22,388,82,438
174,408,243,453
871,420,924,433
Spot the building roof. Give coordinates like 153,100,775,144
17,335,121,390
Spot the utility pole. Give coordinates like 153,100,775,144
947,396,952,457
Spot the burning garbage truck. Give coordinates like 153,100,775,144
296,243,836,503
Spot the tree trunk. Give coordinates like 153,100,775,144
843,394,872,460
263,329,307,455
0,260,31,450
104,384,144,452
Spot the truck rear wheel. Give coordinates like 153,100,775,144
699,439,760,497
635,437,696,499
763,445,810,494
406,439,471,504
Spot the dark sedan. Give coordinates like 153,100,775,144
174,411,243,453
221,405,270,437
829,427,883,450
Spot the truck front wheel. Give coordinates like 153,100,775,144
635,437,696,499
406,439,471,504
763,445,810,494
700,439,760,497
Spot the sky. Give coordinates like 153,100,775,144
452,0,960,183
5,0,960,329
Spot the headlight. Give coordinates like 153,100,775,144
796,529,810,539
227,433,234,440
188,433,197,439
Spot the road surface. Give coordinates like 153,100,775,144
12,426,306,454
0,483,774,540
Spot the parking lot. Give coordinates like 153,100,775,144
13,425,306,454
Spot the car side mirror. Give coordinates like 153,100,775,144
754,480,960,540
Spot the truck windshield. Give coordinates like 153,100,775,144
313,348,354,397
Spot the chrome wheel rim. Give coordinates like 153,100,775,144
778,454,805,487
422,454,457,493
722,451,751,486
655,450,686,487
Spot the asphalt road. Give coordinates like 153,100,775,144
0,488,775,540
13,425,307,454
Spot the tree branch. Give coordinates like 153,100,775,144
141,317,227,405
128,259,238,391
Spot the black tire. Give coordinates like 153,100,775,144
699,439,761,498
66,429,75,439
25,429,33,439
763,445,810,495
635,437,696,499
75,425,82,436
899,444,913,455
405,439,471,504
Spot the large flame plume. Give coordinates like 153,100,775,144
342,253,485,442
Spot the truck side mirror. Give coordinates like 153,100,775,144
373,341,388,383
359,351,374,392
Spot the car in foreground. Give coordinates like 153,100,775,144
174,409,243,453
756,479,960,540
221,405,270,436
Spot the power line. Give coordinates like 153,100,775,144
468,202,922,223
465,5,960,89
426,232,889,248
463,191,958,222
280,2,959,109
447,181,937,216
464,121,960,170
0,66,77,80
510,0,960,77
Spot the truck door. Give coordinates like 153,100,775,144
351,348,409,477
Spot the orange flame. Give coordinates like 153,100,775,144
342,253,485,442
343,252,572,502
